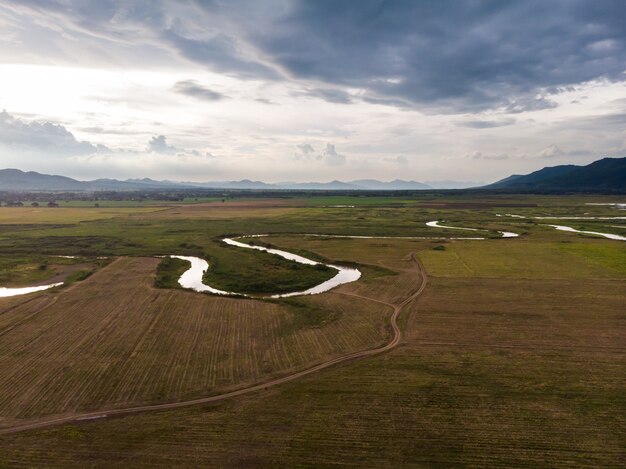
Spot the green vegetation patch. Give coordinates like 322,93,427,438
557,242,626,276
1,235,124,257
0,256,53,287
203,243,335,295
419,239,626,279
154,257,189,289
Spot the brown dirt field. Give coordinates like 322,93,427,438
1,264,622,467
0,295,40,314
0,256,390,428
342,260,421,305
0,295,55,334
407,276,626,350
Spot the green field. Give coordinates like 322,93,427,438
0,193,624,466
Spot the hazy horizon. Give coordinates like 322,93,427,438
1,1,625,183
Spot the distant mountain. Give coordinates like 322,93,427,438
483,157,626,192
348,179,431,190
0,169,85,191
189,179,274,189
277,180,361,190
0,170,188,191
483,174,524,187
87,179,141,190
124,178,186,188
0,170,432,191
11,164,617,192
485,165,578,189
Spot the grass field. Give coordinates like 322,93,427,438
0,255,103,287
0,193,624,466
0,206,164,224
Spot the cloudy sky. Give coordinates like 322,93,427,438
0,0,625,183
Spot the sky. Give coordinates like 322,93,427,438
0,0,625,184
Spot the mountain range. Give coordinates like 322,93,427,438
0,169,459,191
0,156,623,192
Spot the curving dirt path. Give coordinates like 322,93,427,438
0,254,427,436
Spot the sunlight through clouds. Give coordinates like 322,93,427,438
0,1,624,183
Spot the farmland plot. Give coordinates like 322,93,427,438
0,256,390,427
0,295,55,334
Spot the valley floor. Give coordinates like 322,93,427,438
0,194,624,466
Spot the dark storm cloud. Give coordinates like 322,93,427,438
173,80,226,101
161,29,280,80
250,0,626,112
0,110,109,155
4,0,626,112
360,95,412,108
2,1,278,78
503,96,558,114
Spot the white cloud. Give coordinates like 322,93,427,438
539,144,564,158
0,110,109,156
147,135,178,154
293,143,316,160
466,151,511,161
319,143,346,166
297,143,315,155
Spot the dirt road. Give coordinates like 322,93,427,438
0,254,427,435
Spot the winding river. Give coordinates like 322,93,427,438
546,225,626,241
426,220,519,238
9,217,621,301
172,224,523,298
173,236,361,298
499,214,625,240
504,213,626,220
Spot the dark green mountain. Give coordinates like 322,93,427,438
483,157,626,192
